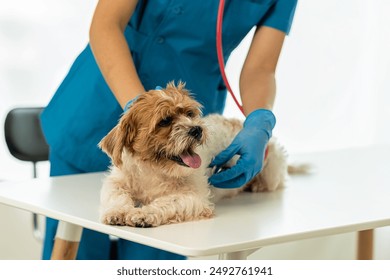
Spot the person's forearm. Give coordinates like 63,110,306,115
239,69,276,116
239,26,285,117
89,3,144,109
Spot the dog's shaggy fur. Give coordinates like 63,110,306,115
99,82,289,227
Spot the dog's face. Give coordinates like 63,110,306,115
99,82,206,177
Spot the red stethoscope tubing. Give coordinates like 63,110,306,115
216,0,245,116
216,0,269,159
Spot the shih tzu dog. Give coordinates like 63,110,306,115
99,82,293,228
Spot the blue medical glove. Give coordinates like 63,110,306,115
209,109,276,189
124,97,138,112
123,86,163,112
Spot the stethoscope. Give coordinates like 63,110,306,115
216,0,244,115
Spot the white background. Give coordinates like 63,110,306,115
0,0,389,259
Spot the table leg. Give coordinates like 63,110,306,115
357,229,374,260
218,248,259,260
51,221,83,260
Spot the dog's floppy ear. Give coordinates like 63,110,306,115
99,124,123,167
99,112,137,167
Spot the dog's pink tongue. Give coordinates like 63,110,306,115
180,152,202,169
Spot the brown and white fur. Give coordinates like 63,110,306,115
99,82,290,227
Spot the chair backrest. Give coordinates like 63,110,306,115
4,107,49,163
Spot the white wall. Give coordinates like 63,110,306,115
0,0,98,259
1,0,389,259
226,0,390,152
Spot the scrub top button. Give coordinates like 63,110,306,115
157,37,165,44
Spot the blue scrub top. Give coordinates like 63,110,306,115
41,0,298,172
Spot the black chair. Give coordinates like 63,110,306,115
4,107,49,241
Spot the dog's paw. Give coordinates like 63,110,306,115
199,207,214,219
125,210,160,228
100,210,127,226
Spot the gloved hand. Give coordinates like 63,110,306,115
124,86,163,112
208,109,276,189
124,96,139,112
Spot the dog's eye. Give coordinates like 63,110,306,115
187,111,195,118
158,117,173,127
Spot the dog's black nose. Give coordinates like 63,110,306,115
188,126,203,140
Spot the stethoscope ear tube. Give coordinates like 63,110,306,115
216,0,245,116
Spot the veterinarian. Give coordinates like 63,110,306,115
40,0,298,260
